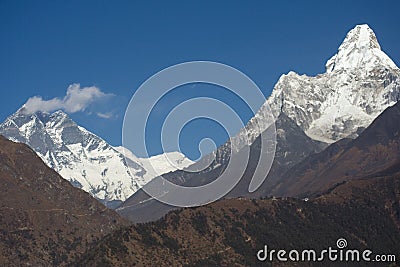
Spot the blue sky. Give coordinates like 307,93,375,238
1,1,400,159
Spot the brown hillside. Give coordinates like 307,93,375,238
0,135,127,266
78,174,400,266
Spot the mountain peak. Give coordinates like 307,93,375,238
52,109,68,117
325,24,397,73
48,109,74,126
343,24,380,50
7,107,71,127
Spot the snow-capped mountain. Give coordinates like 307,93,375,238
0,108,193,206
114,146,194,185
240,24,400,144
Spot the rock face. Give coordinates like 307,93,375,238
0,135,126,266
0,108,193,206
244,24,400,144
271,100,400,198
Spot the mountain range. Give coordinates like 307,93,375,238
0,109,193,207
1,24,398,212
80,78,400,266
117,24,400,223
0,23,399,266
1,96,399,265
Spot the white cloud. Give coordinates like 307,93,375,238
23,83,113,115
97,112,114,119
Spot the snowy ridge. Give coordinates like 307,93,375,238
0,109,193,205
115,147,194,185
241,24,400,144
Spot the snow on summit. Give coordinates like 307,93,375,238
326,24,398,73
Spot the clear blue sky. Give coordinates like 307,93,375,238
1,1,400,159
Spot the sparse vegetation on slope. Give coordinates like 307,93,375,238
78,175,400,266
